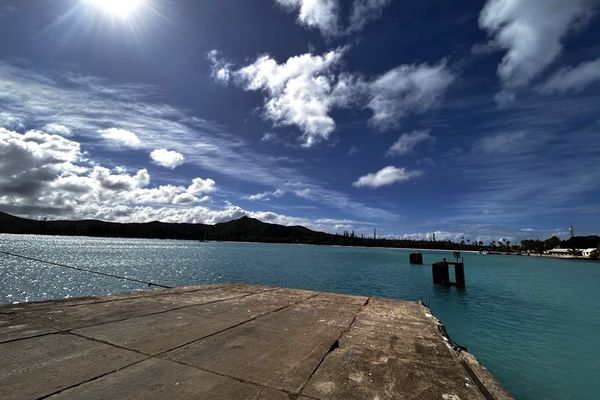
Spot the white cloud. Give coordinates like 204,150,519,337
479,0,597,92
207,49,233,84
367,61,454,130
234,49,347,146
91,166,150,191
387,129,433,156
215,50,453,146
539,58,600,94
275,0,391,36
0,128,83,197
187,177,216,195
353,166,422,189
0,128,216,214
150,148,185,169
43,123,72,137
99,127,141,148
276,0,340,36
244,189,285,201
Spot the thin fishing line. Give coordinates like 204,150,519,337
0,250,173,289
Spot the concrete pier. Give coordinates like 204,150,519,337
0,284,512,400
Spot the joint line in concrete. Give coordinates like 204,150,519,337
0,289,278,345
34,357,151,400
153,292,320,359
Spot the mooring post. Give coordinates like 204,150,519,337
409,252,423,264
432,261,450,285
432,254,465,288
455,262,465,288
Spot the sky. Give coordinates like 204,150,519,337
0,0,599,243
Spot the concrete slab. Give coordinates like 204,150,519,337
46,358,289,400
162,295,364,393
73,288,315,355
302,350,484,400
0,314,58,343
0,284,513,400
0,283,229,313
0,333,146,400
10,285,262,331
301,299,486,400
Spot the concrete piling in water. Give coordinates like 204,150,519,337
432,258,465,288
432,261,450,285
454,262,465,288
409,252,423,264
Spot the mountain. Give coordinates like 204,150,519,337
0,212,327,243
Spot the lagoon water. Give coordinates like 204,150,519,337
1,234,599,400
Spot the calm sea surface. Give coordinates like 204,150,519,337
1,234,599,399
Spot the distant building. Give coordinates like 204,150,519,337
581,248,597,258
545,248,597,258
545,248,573,257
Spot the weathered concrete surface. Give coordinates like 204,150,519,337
47,358,289,400
0,333,145,400
0,284,513,400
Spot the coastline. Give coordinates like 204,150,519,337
3,232,598,262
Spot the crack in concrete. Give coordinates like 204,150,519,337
297,297,371,396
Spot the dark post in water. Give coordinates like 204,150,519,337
432,254,465,288
409,252,423,264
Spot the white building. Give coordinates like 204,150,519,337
582,248,597,258
545,248,597,258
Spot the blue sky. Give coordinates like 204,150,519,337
0,0,599,242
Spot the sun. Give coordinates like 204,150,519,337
86,0,146,19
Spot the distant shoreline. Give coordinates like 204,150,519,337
2,231,598,263
1,211,598,261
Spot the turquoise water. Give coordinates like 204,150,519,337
1,234,599,399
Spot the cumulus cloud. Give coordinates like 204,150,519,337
99,127,141,148
212,49,453,146
539,58,600,94
0,128,216,215
387,129,433,156
150,148,185,169
187,177,216,195
367,62,454,130
0,128,82,197
479,0,598,93
275,0,391,36
234,49,348,146
353,166,422,188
